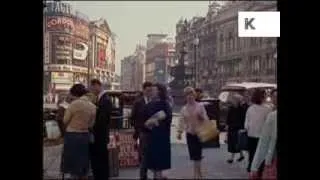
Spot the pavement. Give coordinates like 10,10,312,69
44,115,249,179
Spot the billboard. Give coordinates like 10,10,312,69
51,34,73,63
73,41,88,60
74,18,89,40
97,44,107,68
51,72,73,84
46,16,75,33
44,2,74,16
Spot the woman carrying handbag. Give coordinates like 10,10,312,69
176,87,216,179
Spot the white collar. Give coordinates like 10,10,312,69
98,90,107,101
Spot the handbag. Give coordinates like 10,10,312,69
196,120,219,143
237,129,248,151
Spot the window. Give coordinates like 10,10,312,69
219,34,224,55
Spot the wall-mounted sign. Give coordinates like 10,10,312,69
51,72,73,84
44,2,73,16
44,33,50,64
45,65,87,73
73,42,89,60
74,19,89,40
52,34,73,62
46,16,74,33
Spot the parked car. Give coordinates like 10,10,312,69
218,82,277,131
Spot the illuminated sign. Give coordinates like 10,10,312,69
52,34,73,61
73,42,89,60
51,72,73,84
74,19,89,39
46,16,74,33
44,2,73,16
44,33,50,64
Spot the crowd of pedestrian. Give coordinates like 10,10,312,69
225,88,277,180
53,79,277,180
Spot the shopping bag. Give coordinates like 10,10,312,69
237,129,248,151
196,120,219,143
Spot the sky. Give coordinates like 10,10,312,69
67,1,213,75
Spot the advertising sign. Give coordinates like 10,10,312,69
46,16,74,33
52,73,72,85
73,42,89,60
98,44,107,68
74,19,89,40
118,131,139,168
44,33,50,64
51,72,73,84
44,2,73,16
52,34,73,62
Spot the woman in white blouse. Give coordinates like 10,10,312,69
250,90,277,179
177,87,209,179
245,89,271,176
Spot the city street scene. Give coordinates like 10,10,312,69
43,1,277,179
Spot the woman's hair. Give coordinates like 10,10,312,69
153,83,168,100
251,88,266,105
184,86,196,96
69,84,88,97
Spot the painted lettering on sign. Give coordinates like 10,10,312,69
118,132,139,168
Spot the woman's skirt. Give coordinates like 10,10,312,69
262,158,277,180
62,132,90,176
227,130,240,153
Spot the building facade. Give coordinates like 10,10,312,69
43,1,116,99
215,1,277,92
120,45,146,91
89,19,116,87
174,1,277,97
44,1,90,94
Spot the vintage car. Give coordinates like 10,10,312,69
218,82,277,131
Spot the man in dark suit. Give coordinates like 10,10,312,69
131,82,153,180
90,79,112,180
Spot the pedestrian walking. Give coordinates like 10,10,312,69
89,79,113,180
245,89,271,176
143,83,172,179
226,94,247,163
131,82,153,180
62,84,96,179
250,90,277,180
177,87,209,179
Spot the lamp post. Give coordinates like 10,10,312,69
193,37,199,88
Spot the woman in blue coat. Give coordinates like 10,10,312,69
143,83,172,179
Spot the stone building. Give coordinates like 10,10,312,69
215,1,277,92
174,1,277,97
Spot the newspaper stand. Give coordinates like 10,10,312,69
105,90,141,177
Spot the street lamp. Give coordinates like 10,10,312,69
193,37,199,88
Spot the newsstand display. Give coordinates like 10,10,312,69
106,91,141,177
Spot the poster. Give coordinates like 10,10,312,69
117,131,139,168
